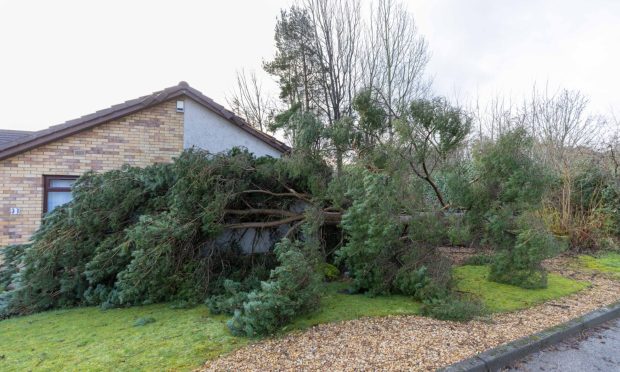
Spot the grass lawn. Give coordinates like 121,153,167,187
578,252,620,279
0,304,244,371
454,265,590,312
0,268,589,371
0,283,421,371
289,282,422,331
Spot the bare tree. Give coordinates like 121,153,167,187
227,70,275,132
470,94,521,142
520,85,604,168
363,0,431,127
513,85,607,237
305,0,361,124
607,111,620,178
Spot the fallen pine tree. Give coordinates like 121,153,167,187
0,97,570,335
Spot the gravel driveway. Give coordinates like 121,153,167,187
508,318,620,372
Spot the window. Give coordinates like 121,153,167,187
43,175,78,213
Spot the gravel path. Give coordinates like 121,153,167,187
202,258,620,371
508,318,620,372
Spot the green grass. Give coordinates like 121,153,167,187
578,252,620,279
289,282,422,331
454,265,590,312
0,283,421,371
0,304,246,371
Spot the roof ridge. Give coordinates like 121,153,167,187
0,82,290,160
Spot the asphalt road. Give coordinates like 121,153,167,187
508,318,620,372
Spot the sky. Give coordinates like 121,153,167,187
0,0,618,132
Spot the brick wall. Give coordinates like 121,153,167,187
0,100,184,247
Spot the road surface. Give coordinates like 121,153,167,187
508,318,620,371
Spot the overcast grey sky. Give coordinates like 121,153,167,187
1,0,618,131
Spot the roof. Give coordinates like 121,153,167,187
0,129,34,146
0,82,290,160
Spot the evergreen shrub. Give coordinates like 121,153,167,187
225,239,323,337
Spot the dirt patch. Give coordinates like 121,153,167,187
201,257,620,371
437,246,494,265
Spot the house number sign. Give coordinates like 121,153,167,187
10,207,20,215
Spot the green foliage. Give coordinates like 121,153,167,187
446,215,473,246
1,149,320,317
0,244,26,291
335,167,485,319
206,280,252,316
448,129,560,289
320,263,340,281
394,97,471,207
475,129,550,209
352,89,388,140
394,266,448,301
396,98,471,161
338,168,403,294
226,239,323,337
337,167,481,321
489,214,567,289
452,129,552,233
264,6,319,110
573,163,620,220
570,163,620,248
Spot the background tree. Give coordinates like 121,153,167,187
520,85,603,168
363,0,431,133
263,6,320,114
227,70,275,132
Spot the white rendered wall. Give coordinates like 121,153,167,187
183,99,282,157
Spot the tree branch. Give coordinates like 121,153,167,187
224,209,299,217
224,215,305,229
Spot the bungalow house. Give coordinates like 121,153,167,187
0,82,289,248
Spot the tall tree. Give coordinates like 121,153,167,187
363,0,430,129
263,6,320,114
304,0,361,124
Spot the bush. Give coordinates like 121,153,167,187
320,263,340,281
569,164,620,250
394,266,434,300
489,214,566,289
446,215,472,246
224,239,323,337
447,129,563,289
206,280,252,315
